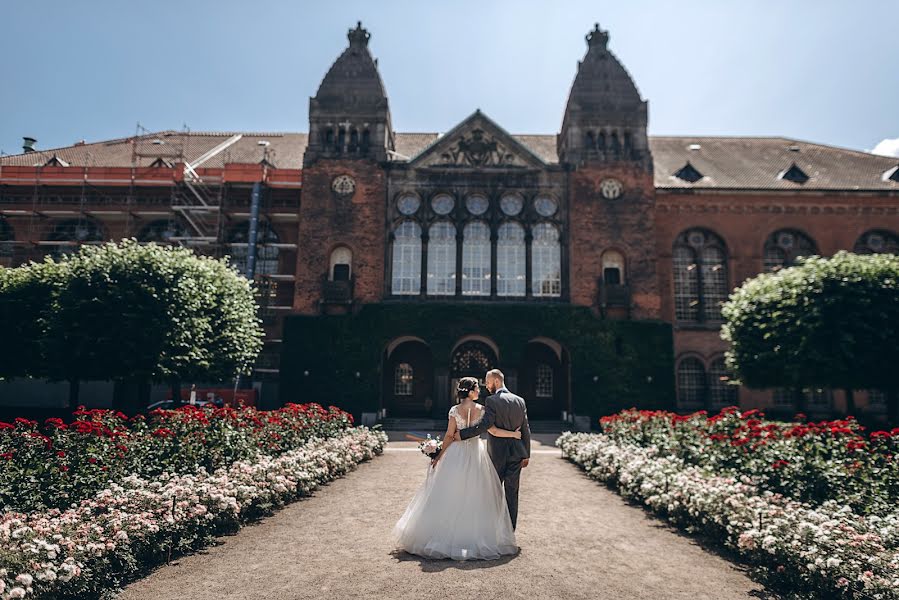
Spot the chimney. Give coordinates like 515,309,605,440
22,137,37,153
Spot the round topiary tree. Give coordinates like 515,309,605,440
721,251,899,422
2,239,264,412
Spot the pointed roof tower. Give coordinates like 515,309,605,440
558,23,651,170
304,22,394,166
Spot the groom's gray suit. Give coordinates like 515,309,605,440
458,386,531,530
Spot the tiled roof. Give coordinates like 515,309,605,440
3,131,897,192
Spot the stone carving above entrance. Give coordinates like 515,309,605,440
435,128,521,167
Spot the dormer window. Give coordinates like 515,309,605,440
150,157,173,168
673,161,703,183
883,165,899,183
778,162,809,184
44,154,69,167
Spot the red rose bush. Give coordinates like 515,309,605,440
0,404,387,599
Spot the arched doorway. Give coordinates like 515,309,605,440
520,339,568,419
382,338,433,418
450,339,498,402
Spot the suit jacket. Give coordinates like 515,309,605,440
458,387,531,462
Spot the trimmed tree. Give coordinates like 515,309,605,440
2,239,263,413
721,251,899,422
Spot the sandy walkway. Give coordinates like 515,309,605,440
118,437,768,600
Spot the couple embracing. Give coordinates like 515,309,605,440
393,369,531,561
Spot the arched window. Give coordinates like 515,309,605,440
391,221,421,295
532,223,561,297
329,246,352,281
677,357,706,407
497,222,526,297
427,221,456,295
673,229,728,322
853,230,899,255
138,219,188,245
708,357,737,407
47,218,105,257
602,249,625,284
462,221,490,296
535,363,553,398
227,221,280,277
763,229,816,271
0,217,13,257
394,363,413,396
451,341,497,377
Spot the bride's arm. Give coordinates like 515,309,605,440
432,417,457,468
488,425,522,439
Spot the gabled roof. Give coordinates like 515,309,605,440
406,110,548,169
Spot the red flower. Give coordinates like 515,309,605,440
88,457,98,464
0,422,14,430
1,451,13,460
741,409,760,419
772,460,789,469
56,451,66,458
59,465,69,472
871,431,891,440
151,427,174,438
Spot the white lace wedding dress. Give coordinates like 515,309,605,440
393,404,518,560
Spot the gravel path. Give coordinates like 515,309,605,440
118,436,769,600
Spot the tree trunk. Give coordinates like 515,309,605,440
888,389,899,427
113,378,151,417
844,388,856,418
793,387,807,415
169,378,181,405
68,379,80,409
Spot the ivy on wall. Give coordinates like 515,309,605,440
281,303,675,424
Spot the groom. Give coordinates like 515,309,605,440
455,368,531,530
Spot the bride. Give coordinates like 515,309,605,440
393,377,520,560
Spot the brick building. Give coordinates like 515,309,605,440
2,22,897,424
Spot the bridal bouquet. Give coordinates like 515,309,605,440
419,435,442,459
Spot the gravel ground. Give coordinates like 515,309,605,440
118,436,770,600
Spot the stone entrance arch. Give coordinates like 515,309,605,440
382,337,433,418
520,338,570,419
449,338,499,402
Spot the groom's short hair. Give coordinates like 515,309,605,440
486,369,504,383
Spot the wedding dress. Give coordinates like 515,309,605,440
393,404,518,560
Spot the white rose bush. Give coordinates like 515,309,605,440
558,407,899,599
0,404,387,599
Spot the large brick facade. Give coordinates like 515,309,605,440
2,22,898,423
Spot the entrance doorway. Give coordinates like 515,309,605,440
382,339,433,418
450,340,498,403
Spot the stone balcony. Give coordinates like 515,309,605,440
599,283,631,308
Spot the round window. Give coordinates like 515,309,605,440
500,193,523,216
534,195,558,217
397,194,421,216
431,194,455,215
465,194,489,215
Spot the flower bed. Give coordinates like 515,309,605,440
0,403,353,512
599,407,899,516
558,431,899,599
0,426,387,600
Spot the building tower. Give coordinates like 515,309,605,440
295,23,393,314
560,23,660,319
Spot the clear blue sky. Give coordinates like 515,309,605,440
2,0,897,157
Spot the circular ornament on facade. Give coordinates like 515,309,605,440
431,193,455,215
331,174,356,196
500,193,523,216
867,233,885,251
600,178,624,199
534,195,558,217
397,194,421,215
465,193,489,215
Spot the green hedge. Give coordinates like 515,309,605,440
281,303,674,423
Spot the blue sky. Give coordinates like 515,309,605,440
2,0,897,157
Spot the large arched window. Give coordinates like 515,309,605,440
677,357,707,407
47,218,105,257
329,246,352,281
462,222,490,296
532,223,561,297
427,221,456,295
227,221,280,277
497,222,526,297
708,357,738,407
763,229,816,271
394,363,413,396
391,221,421,295
137,219,188,245
673,229,728,322
853,230,899,255
0,217,13,257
